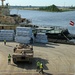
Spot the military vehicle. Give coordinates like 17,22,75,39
12,44,34,63
0,0,32,30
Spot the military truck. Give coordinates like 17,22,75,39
12,44,33,63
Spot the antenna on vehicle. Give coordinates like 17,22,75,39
1,0,5,6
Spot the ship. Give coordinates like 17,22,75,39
0,0,37,30
0,0,75,44
34,26,75,44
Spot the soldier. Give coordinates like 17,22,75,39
30,37,33,44
8,54,11,64
36,60,40,72
4,40,6,45
39,63,44,74
13,45,17,52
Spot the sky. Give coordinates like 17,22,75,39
0,0,75,6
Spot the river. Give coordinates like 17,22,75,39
10,9,75,34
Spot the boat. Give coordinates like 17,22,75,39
34,26,75,44
0,0,35,30
0,0,38,42
0,0,75,44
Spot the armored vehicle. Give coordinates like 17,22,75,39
12,44,33,63
0,0,31,30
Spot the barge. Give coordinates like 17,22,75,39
34,26,75,44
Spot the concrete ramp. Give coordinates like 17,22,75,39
0,72,52,75
0,73,39,75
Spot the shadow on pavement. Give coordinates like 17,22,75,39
44,72,53,75
12,57,49,70
5,44,13,48
33,43,57,48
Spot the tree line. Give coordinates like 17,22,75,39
39,4,62,12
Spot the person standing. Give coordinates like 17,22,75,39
36,60,40,72
30,37,33,44
4,40,6,45
13,45,17,52
8,54,11,65
39,63,44,74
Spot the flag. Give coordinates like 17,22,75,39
70,21,74,26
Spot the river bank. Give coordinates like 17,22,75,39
10,9,75,34
10,6,75,12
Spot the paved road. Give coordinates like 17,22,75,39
0,42,75,75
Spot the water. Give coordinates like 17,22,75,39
10,9,75,34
